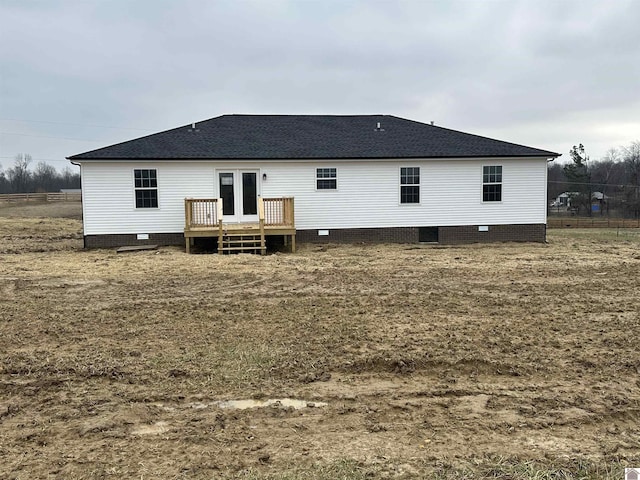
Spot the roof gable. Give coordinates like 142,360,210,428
68,114,560,161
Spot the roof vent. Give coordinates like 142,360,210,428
189,122,199,132
430,121,434,126
374,122,385,132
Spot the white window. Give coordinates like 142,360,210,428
316,168,337,190
483,166,502,202
134,169,158,208
400,167,420,204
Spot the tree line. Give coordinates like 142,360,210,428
548,141,640,218
3,147,640,217
0,154,80,194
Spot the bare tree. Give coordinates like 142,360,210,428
32,161,58,193
0,164,7,194
622,141,640,218
60,166,80,188
6,153,33,193
589,148,621,215
547,162,568,206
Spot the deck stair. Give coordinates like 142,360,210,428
219,232,266,255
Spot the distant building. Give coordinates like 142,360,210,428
550,191,608,209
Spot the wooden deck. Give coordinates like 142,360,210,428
184,197,295,254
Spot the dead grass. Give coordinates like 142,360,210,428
549,227,640,243
0,200,82,219
1,211,640,478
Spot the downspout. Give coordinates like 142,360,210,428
68,160,85,248
545,158,552,241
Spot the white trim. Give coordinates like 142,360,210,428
80,163,87,235
73,156,553,164
399,165,421,206
481,164,503,204
315,166,338,191
132,167,160,210
215,168,261,223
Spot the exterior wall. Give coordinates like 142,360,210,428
260,158,548,230
437,224,546,244
84,233,184,248
80,157,548,236
81,162,215,235
297,227,419,244
84,224,546,249
297,224,546,244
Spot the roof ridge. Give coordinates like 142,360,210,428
226,114,388,118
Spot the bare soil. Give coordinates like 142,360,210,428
1,204,639,478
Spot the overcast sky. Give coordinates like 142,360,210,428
1,0,639,171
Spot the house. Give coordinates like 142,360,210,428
550,191,608,212
67,114,560,253
550,192,578,208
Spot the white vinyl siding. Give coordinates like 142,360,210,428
260,159,547,229
81,162,214,235
80,157,548,235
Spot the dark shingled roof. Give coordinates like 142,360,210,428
68,114,560,160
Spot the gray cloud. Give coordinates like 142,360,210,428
1,0,639,170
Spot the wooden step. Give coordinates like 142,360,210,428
220,246,266,252
219,227,266,255
223,239,262,244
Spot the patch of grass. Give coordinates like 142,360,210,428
548,228,640,243
200,456,629,479
433,456,626,479
235,459,376,480
0,201,82,219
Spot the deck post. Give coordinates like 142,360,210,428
258,197,265,223
258,197,266,255
290,197,295,252
216,198,223,225
184,198,191,254
218,219,224,253
259,219,266,255
184,198,191,231
290,197,295,228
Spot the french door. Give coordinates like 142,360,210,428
218,170,259,223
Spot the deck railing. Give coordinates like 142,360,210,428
263,197,295,227
185,198,222,228
184,196,294,230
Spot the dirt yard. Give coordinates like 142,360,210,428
1,204,639,479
